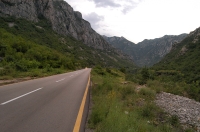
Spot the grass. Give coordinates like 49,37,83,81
87,67,190,132
146,79,200,101
0,68,70,79
127,67,200,102
0,68,72,86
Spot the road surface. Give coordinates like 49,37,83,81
0,68,91,132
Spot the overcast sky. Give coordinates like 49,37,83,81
65,0,200,43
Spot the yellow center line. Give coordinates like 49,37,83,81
73,75,90,132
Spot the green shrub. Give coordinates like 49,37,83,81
140,103,157,118
93,65,106,75
139,87,156,99
106,68,111,73
147,80,163,93
169,115,179,127
15,59,28,71
141,68,150,80
30,70,41,77
0,65,14,75
120,85,135,99
88,111,103,128
46,64,53,72
120,67,126,73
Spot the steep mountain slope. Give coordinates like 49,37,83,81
103,34,187,67
0,0,109,50
0,0,135,68
153,27,200,84
0,0,136,79
136,34,187,66
0,16,136,79
102,36,138,58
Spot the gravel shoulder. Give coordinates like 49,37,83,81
155,92,200,131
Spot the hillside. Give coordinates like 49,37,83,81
0,0,134,60
0,0,108,50
103,34,187,67
0,1,136,78
153,27,200,84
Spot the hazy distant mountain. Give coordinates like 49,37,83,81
103,34,187,67
154,27,200,84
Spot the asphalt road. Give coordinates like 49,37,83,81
0,68,91,132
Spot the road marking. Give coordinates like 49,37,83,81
56,78,65,82
0,88,43,105
70,75,74,77
73,75,90,132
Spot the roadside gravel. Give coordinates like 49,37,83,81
155,92,200,131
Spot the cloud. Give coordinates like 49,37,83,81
89,0,121,8
121,0,139,14
84,12,104,29
122,5,136,14
89,0,140,14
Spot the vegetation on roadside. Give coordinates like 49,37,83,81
126,67,200,102
0,16,135,79
88,67,192,132
145,30,200,102
126,29,200,102
0,28,74,79
87,28,200,131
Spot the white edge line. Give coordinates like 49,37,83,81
0,87,43,105
56,78,65,83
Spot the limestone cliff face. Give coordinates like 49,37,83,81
0,0,109,50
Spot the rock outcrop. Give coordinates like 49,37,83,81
189,27,200,43
0,0,110,50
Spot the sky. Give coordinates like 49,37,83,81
65,0,200,43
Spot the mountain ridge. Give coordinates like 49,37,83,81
0,0,110,50
0,0,134,63
154,26,200,72
103,34,187,67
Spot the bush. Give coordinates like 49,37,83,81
46,64,53,72
120,67,126,73
120,86,135,99
106,68,111,73
15,59,40,71
138,67,150,84
88,111,103,128
30,70,41,77
140,103,157,118
0,65,14,75
169,115,179,127
93,65,106,75
139,87,156,99
147,80,163,93
15,59,28,71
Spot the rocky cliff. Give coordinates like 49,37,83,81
153,27,200,84
103,34,187,67
136,34,187,66
0,0,110,50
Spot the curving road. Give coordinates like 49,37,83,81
0,68,91,132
